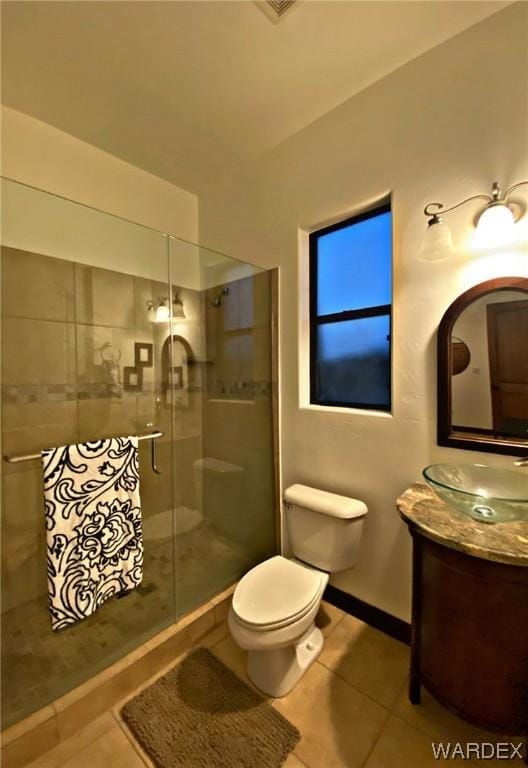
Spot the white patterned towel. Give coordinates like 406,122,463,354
41,437,143,631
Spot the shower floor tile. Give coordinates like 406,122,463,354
1,522,251,729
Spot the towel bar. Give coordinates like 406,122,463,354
3,431,165,472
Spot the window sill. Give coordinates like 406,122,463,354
300,403,393,418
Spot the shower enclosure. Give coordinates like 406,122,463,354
0,178,278,728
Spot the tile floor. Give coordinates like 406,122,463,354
24,602,525,768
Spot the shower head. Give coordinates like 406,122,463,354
211,287,229,308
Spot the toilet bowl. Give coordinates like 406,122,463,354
229,484,367,697
228,555,328,697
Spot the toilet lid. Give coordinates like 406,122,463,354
232,556,325,629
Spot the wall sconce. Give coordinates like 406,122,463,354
172,292,186,319
146,291,186,323
147,298,170,323
421,180,528,261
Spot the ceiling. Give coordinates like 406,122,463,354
1,0,511,192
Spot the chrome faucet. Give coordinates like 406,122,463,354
514,457,528,467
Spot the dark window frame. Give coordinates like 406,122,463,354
309,200,392,411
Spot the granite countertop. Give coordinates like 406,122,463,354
397,482,528,566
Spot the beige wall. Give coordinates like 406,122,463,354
198,4,528,621
1,107,198,243
1,176,171,284
1,108,201,288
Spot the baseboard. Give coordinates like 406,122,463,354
324,584,411,645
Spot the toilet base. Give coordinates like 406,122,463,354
246,624,324,698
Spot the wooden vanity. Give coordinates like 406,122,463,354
398,484,528,740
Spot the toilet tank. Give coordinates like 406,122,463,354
284,484,367,572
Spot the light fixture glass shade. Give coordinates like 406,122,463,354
173,298,186,318
472,203,515,250
419,219,454,261
154,303,170,323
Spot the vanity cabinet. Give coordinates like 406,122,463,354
398,484,528,741
409,529,528,734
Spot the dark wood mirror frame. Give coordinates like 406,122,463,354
437,276,528,456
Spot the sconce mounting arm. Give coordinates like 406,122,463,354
504,180,528,200
424,180,528,223
424,194,492,220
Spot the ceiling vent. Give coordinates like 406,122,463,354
254,0,299,24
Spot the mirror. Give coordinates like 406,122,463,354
438,277,528,455
451,337,470,375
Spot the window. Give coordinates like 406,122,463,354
309,201,392,410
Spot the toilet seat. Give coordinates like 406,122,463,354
232,556,325,631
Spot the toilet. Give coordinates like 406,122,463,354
228,483,367,697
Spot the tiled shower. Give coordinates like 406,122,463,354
0,179,278,728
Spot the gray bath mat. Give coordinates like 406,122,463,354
121,646,300,768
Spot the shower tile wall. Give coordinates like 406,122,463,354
199,270,276,598
205,271,271,401
0,246,198,727
1,243,277,729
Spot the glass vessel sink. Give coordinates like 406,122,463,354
423,463,528,523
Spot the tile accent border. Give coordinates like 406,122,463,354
206,380,273,399
1,383,161,404
1,379,274,403
0,584,236,768
324,584,411,646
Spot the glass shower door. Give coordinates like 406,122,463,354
0,179,175,727
169,237,277,617
0,179,279,730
